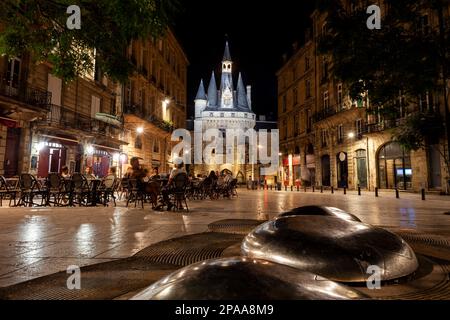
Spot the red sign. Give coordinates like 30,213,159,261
0,118,19,128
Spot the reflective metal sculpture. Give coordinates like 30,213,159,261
279,206,361,222
131,257,368,300
242,216,418,282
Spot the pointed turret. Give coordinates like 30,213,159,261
207,71,218,107
223,41,232,62
237,73,249,109
195,79,207,118
195,79,207,101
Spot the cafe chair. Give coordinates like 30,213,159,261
99,175,117,207
0,176,18,207
171,173,189,212
71,173,90,206
17,174,46,207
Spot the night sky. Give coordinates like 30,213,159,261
172,0,314,119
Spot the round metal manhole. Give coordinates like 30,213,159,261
135,232,245,266
208,219,267,234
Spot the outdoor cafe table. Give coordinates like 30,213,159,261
87,178,102,206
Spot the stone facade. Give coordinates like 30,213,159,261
122,29,189,174
192,42,257,181
0,29,188,178
278,2,449,193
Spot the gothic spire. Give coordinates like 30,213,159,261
195,79,207,100
207,71,218,107
223,41,232,61
237,72,249,109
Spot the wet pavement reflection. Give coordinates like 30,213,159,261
0,189,449,287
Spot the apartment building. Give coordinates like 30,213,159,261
0,29,188,178
278,1,449,193
122,29,189,174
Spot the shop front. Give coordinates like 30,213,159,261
33,135,81,178
1,118,21,177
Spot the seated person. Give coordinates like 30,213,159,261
84,166,96,180
150,167,160,180
61,166,71,179
142,168,150,182
108,167,117,179
123,167,133,179
160,159,186,210
130,157,146,181
224,172,233,184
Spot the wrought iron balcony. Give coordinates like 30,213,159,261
365,119,400,133
124,104,174,133
313,107,337,123
124,104,144,118
41,105,122,137
0,78,51,111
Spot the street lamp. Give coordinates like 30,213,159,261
348,132,355,139
86,145,94,155
137,127,144,134
36,141,45,152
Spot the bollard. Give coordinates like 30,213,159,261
291,186,293,192
344,187,347,195
421,188,426,201
331,186,334,194
395,188,400,199
320,186,323,193
285,186,287,192
297,186,300,192
358,186,361,196
304,186,307,193
312,186,315,193
375,187,379,197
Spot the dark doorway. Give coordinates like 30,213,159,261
336,152,348,188
321,155,331,186
428,145,442,188
4,127,21,177
355,149,368,189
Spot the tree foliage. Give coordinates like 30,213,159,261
393,112,445,151
0,0,180,82
318,0,449,115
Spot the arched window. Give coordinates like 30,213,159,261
377,142,412,190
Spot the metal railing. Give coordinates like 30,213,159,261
0,78,51,110
41,105,122,137
124,104,175,133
